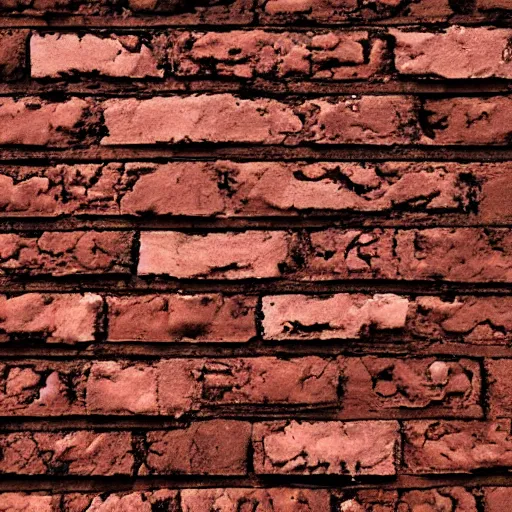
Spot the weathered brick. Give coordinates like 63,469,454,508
334,490,399,512
31,33,165,79
341,357,481,418
86,361,158,415
0,97,90,146
0,30,27,81
252,420,399,476
143,420,250,475
477,0,512,10
0,360,88,416
138,231,297,279
262,293,409,340
101,95,302,145
0,293,102,343
484,488,512,512
404,420,512,474
0,431,133,475
174,30,384,80
107,294,256,342
399,488,478,512
0,493,56,512
305,228,512,282
180,488,330,512
157,356,340,416
298,96,420,145
484,359,512,418
422,97,512,145
0,231,133,276
392,27,512,79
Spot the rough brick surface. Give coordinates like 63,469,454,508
1,0,510,505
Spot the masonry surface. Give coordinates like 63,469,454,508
1,1,512,511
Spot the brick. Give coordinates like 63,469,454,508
484,359,512,418
143,420,250,475
252,420,399,476
174,30,384,80
304,228,512,282
107,294,256,342
31,33,165,79
257,0,454,23
298,96,420,145
341,357,481,417
484,488,512,512
0,431,133,475
422,97,512,145
0,30,27,81
180,488,330,512
157,356,341,416
399,488,478,512
395,228,512,282
0,231,133,276
0,361,88,416
334,490,399,511
0,493,56,512
0,97,90,146
262,293,409,340
0,293,101,343
64,491,180,512
101,95,302,145
404,420,512,474
392,27,512,79
86,361,158,415
137,231,297,279
477,0,512,9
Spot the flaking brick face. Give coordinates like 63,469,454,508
1,0,512,509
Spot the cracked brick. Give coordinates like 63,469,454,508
404,420,512,474
0,231,133,276
252,420,399,476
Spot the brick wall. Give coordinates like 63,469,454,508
1,1,512,510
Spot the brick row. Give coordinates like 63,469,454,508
5,28,512,82
0,487,498,511
0,0,508,22
0,356,481,418
3,95,512,147
0,161,509,223
3,292,512,344
3,419,512,476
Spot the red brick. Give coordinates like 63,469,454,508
101,95,302,145
484,359,512,418
64,491,180,511
341,357,481,418
334,490,399,511
157,356,340,416
0,361,88,416
0,431,133,475
31,33,165,79
262,293,409,340
399,488,478,512
0,30,27,81
484,488,512,512
0,293,101,343
252,420,399,476
477,0,512,9
107,294,256,342
138,231,297,279
422,97,512,145
0,97,90,146
174,30,384,80
392,27,512,79
180,488,330,512
298,96,420,145
143,420,250,475
86,361,159,415
0,231,133,276
404,420,512,474
0,493,56,511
